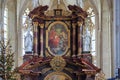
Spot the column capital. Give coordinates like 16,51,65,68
77,21,83,27
72,23,77,29
39,23,44,28
33,22,39,27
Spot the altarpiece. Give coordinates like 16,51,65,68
18,4,100,80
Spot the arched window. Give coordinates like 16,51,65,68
83,7,96,65
22,8,33,55
3,6,8,43
0,6,8,55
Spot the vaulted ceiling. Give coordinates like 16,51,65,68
5,0,112,17
38,0,77,8
17,0,100,16
14,0,112,24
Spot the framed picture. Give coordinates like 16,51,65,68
44,72,72,80
46,21,70,56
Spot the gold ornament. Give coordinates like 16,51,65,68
50,56,66,71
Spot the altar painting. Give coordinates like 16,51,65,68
44,72,72,80
47,23,69,56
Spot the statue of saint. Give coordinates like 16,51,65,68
24,28,33,52
83,28,91,52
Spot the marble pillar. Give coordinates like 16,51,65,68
33,22,39,56
72,23,77,57
77,22,83,56
39,23,44,57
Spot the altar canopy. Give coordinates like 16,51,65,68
19,0,100,80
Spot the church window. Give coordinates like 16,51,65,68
3,6,8,44
83,7,96,65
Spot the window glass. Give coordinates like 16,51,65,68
83,7,96,65
3,7,8,43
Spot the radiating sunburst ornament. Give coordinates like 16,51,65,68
50,56,66,71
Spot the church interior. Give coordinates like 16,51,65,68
0,0,119,80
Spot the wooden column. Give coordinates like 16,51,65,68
39,23,44,57
33,22,38,56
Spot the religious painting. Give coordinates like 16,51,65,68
44,72,72,80
46,21,70,56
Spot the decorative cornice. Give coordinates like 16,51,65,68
28,5,48,18
68,5,88,19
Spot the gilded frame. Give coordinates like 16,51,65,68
46,21,70,56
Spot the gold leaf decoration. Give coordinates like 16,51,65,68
50,56,66,71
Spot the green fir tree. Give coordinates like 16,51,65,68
0,40,16,80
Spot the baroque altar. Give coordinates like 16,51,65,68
18,4,100,80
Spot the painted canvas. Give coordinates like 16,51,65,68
47,74,69,80
48,23,68,56
44,72,71,80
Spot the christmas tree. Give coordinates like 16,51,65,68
0,40,16,80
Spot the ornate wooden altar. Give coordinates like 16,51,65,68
19,5,100,80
